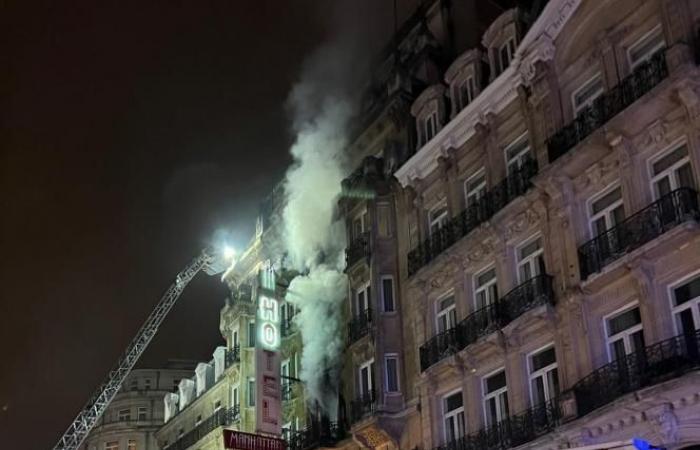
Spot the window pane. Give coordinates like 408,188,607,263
610,339,627,361
592,187,622,214
653,145,688,175
675,277,700,305
477,269,496,287
574,76,604,108
386,358,398,392
677,163,696,189
382,278,395,312
530,347,556,372
631,330,646,352
440,296,455,311
519,239,541,259
445,392,463,412
486,370,506,393
607,308,641,336
531,377,546,405
630,27,665,65
548,368,560,399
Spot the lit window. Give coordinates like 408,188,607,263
385,354,399,393
358,360,375,397
423,110,439,144
650,144,695,198
572,74,605,116
590,186,625,236
628,25,666,70
517,237,545,283
504,135,532,174
443,391,465,443
127,440,137,450
474,268,498,310
118,408,131,421
464,170,487,208
605,304,645,362
248,379,256,407
137,406,148,421
454,76,476,112
105,442,119,450
436,295,457,333
672,274,700,335
381,276,395,312
429,202,449,236
483,369,509,427
528,346,559,406
355,283,371,316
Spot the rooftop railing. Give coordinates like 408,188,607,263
408,159,537,276
547,50,668,163
578,187,699,279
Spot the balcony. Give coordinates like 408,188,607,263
346,232,371,269
578,187,699,280
225,344,240,368
287,419,346,450
282,317,298,338
420,275,554,371
408,159,538,276
165,406,240,450
573,329,700,418
347,308,372,345
281,382,297,402
350,390,377,424
434,398,560,450
547,50,668,163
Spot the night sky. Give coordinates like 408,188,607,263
1,1,420,448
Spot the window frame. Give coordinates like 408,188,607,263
247,320,256,347
516,235,545,283
105,442,119,450
380,275,396,313
497,37,517,74
627,24,666,70
429,201,449,236
441,388,466,444
464,168,487,208
137,406,148,421
423,109,439,144
504,133,532,174
384,353,400,394
358,359,375,396
247,378,256,407
526,344,559,407
603,302,645,362
118,408,131,421
453,75,476,112
668,269,700,336
571,73,605,116
588,183,625,238
231,383,240,408
127,440,137,450
482,367,509,427
355,282,371,316
648,140,695,199
474,266,498,311
435,292,457,334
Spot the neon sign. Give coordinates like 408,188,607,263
257,267,280,350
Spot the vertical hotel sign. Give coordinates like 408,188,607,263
255,265,281,436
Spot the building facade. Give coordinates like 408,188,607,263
81,363,195,450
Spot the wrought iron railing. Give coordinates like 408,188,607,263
578,187,699,279
420,275,554,371
165,406,240,450
408,159,537,276
433,398,560,450
347,308,373,345
350,390,377,424
346,232,371,269
547,50,668,162
225,344,240,368
287,419,346,450
573,329,700,417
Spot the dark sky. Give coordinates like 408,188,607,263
0,1,419,448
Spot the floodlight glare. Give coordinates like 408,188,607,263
223,245,236,260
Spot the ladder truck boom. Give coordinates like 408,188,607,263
53,247,230,450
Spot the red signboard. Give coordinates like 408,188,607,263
223,429,286,450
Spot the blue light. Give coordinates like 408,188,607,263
633,439,651,450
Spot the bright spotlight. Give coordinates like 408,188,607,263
223,245,236,260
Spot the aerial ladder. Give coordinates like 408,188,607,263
53,247,231,450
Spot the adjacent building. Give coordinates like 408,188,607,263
81,362,195,450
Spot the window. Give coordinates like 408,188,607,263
232,328,239,349
442,390,465,443
359,360,375,396
474,268,498,310
377,203,391,237
127,440,136,450
590,186,625,236
436,295,457,333
605,304,645,361
504,135,532,174
105,442,119,450
497,37,517,75
528,346,559,406
282,422,293,443
629,25,666,70
248,379,256,406
483,369,509,427
672,274,700,335
385,354,399,393
178,428,184,438
464,170,487,207
517,237,545,282
137,406,148,421
650,144,695,198
173,379,180,392
281,359,291,394
381,276,395,312
144,379,151,390
118,408,131,421
214,399,222,411
248,321,256,347
454,76,476,111
429,202,449,236
195,415,202,426
352,210,369,240
423,110,439,143
356,283,371,315
231,384,240,407
572,74,605,116
130,378,138,391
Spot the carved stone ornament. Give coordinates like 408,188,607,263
676,84,700,121
653,403,680,445
504,208,540,240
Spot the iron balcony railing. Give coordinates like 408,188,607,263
225,344,240,368
408,159,538,276
434,398,561,450
165,406,240,450
347,308,372,345
578,187,699,279
346,232,371,269
287,419,346,450
350,390,377,424
420,275,554,372
573,328,700,418
547,50,668,162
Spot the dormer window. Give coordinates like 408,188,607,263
410,85,446,148
497,37,517,75
454,77,476,112
424,111,439,143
